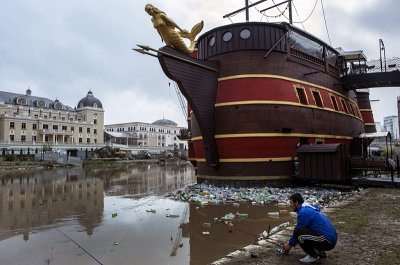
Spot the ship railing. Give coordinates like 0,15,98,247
290,48,325,68
350,156,395,181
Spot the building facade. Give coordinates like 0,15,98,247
0,89,104,149
383,115,399,139
105,119,187,152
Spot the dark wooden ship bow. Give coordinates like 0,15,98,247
157,46,220,167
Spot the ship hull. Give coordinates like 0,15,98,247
156,22,371,184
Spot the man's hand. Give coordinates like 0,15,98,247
282,243,292,253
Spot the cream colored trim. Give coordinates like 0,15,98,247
191,136,203,141
214,100,363,121
220,157,295,162
215,133,353,140
364,123,376,126
197,175,292,181
218,74,357,104
189,157,297,163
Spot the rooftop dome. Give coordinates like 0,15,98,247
77,91,103,109
152,118,177,126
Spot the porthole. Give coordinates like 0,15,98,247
208,36,216,47
223,31,232,42
240,28,251,40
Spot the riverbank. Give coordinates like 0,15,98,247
212,188,400,265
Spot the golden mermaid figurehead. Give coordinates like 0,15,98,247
145,3,203,55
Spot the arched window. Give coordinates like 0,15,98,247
16,97,27,105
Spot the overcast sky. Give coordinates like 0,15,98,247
1,0,399,126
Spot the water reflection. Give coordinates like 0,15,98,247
0,164,294,265
0,167,104,241
86,163,195,197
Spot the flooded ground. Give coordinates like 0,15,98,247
0,163,293,265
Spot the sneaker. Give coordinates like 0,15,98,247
299,255,320,263
318,251,327,258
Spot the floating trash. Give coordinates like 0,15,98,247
267,212,279,217
112,213,118,218
169,184,360,209
166,214,179,218
203,222,211,228
146,209,156,213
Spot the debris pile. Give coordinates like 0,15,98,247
169,184,360,208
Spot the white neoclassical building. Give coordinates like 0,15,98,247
104,118,187,153
0,89,105,151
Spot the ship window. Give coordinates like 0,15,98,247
330,95,339,111
240,29,251,40
340,99,349,114
208,36,215,47
312,90,323,107
223,31,232,42
295,86,308,105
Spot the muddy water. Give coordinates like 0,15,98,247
0,163,293,265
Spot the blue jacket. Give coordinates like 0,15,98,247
289,203,337,247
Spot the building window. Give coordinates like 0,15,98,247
71,126,74,131
10,135,14,142
94,119,97,125
311,90,323,107
62,126,67,131
33,124,37,130
36,100,46,108
21,135,26,142
79,138,82,143
295,86,308,105
21,123,26,129
87,138,90,143
17,97,27,105
43,124,48,130
79,127,83,133
87,128,90,133
53,125,58,130
10,122,14,129
94,129,97,135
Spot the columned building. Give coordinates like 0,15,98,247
0,89,104,149
105,119,187,152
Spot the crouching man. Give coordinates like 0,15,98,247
282,193,337,263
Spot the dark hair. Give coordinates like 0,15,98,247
290,193,304,204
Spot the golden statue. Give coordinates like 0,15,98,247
145,4,204,55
